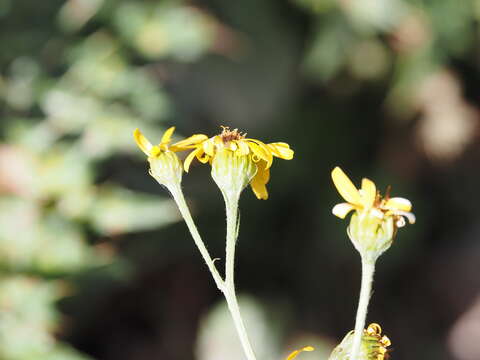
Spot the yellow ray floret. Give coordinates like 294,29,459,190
286,346,315,360
133,127,177,157
133,127,184,187
331,166,415,228
173,126,294,200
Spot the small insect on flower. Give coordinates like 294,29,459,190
171,126,294,199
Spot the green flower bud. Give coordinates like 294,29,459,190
148,151,183,188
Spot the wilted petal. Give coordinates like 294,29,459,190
248,141,269,162
268,142,294,160
172,134,208,150
250,161,270,200
184,148,202,172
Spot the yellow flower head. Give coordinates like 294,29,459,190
331,167,415,260
328,323,391,360
171,126,294,200
133,127,183,187
286,346,315,360
331,166,415,228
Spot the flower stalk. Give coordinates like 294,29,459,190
223,193,257,360
168,183,225,292
350,258,375,360
330,166,415,360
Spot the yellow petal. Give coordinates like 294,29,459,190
172,134,208,150
286,346,315,360
332,203,356,219
133,128,153,156
331,167,362,205
267,142,294,160
184,148,201,172
247,140,272,168
360,178,376,208
196,148,210,163
385,197,412,212
250,161,270,200
257,141,273,168
160,126,175,144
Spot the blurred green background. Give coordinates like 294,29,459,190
1,0,480,359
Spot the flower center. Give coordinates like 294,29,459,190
220,126,246,143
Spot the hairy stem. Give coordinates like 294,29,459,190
224,195,257,360
350,258,375,360
170,184,224,291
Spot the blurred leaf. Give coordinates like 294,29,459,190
89,185,180,236
58,0,105,33
303,16,354,82
0,276,92,360
114,2,215,61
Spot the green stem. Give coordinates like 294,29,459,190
170,182,256,360
224,195,257,360
169,184,224,292
350,258,375,360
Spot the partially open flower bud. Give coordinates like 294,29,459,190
133,127,183,189
148,151,183,188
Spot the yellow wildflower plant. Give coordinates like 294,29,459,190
328,323,391,360
133,127,183,188
171,126,294,200
286,346,315,360
331,166,415,260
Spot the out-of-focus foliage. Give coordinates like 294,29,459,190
0,0,220,358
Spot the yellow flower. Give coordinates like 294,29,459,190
286,346,315,360
134,126,176,157
331,167,415,228
172,126,294,200
133,127,183,187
